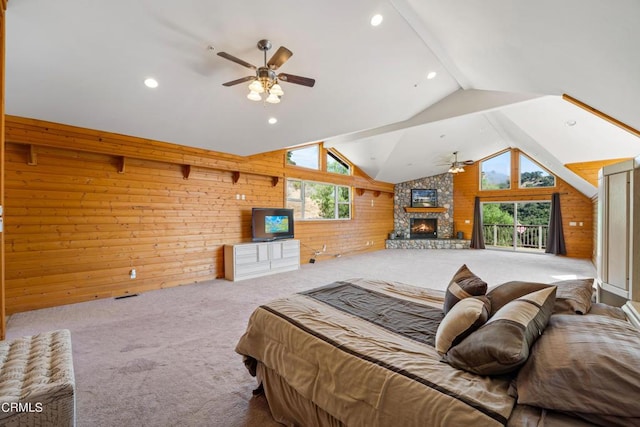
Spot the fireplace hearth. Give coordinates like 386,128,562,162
410,218,437,239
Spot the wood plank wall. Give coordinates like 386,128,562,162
453,148,594,258
592,197,599,264
4,117,394,313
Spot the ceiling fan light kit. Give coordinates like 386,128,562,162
448,151,473,174
218,39,315,105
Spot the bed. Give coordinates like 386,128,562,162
236,267,640,427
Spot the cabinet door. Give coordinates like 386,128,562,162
257,244,269,262
281,240,300,258
605,171,629,291
234,244,270,277
270,242,283,260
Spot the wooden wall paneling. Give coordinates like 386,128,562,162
564,158,631,187
592,196,598,264
279,147,394,264
453,149,594,258
4,138,284,313
295,186,394,264
5,116,281,179
3,120,393,313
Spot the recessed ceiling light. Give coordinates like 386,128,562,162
144,78,158,88
268,117,278,125
427,71,437,80
370,14,383,26
565,120,577,127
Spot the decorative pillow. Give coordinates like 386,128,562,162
550,278,594,314
444,286,556,375
443,264,487,314
487,279,594,316
515,314,640,418
486,281,550,316
435,296,490,355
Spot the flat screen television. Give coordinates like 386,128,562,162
251,208,295,242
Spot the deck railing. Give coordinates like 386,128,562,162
482,224,548,251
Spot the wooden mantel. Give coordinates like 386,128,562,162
404,207,447,213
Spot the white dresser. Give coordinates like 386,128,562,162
224,239,300,281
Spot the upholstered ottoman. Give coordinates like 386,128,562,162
0,329,75,427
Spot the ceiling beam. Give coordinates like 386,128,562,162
325,89,542,147
563,94,640,139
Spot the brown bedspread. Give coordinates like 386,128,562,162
236,278,516,426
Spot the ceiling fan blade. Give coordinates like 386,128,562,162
278,73,315,87
217,52,257,70
462,160,475,165
267,46,293,70
222,76,255,87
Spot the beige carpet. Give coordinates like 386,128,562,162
5,249,595,427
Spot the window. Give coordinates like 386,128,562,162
286,179,351,220
326,151,350,175
286,145,319,170
519,153,555,188
480,151,511,190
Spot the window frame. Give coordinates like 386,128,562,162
326,150,351,176
285,178,352,221
479,150,512,191
518,153,556,189
286,145,320,170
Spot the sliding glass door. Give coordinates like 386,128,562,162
481,201,551,252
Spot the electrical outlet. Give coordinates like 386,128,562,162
130,268,137,279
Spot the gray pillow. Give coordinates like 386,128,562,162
444,286,556,375
550,278,594,314
516,314,640,418
487,279,594,316
486,281,549,316
443,264,487,315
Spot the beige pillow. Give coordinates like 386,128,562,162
443,264,487,314
435,296,490,356
444,286,557,375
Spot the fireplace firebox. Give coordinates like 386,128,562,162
410,218,437,239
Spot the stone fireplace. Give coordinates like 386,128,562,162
392,173,453,238
386,172,470,249
410,218,437,239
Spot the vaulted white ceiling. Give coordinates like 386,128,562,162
5,0,640,197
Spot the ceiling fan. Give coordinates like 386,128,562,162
448,151,474,174
217,39,315,104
